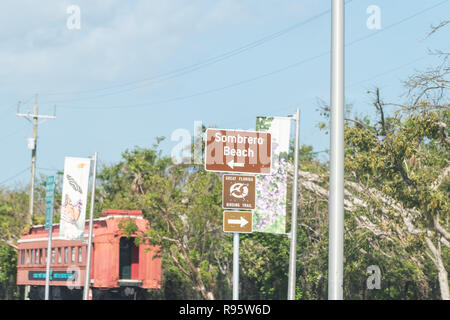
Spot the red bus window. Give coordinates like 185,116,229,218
51,248,55,264
71,247,75,264
31,249,34,265
45,249,48,263
78,246,82,264
20,250,25,265
57,248,62,264
64,247,68,264
36,249,40,265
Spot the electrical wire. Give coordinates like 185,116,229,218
40,1,354,103
219,44,450,131
0,125,28,142
56,0,449,110
0,167,30,186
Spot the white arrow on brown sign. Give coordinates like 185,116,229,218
223,211,253,233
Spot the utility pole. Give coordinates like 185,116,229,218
16,94,56,225
328,0,345,300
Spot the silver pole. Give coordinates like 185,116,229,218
232,232,239,300
328,0,345,300
287,109,300,300
44,223,53,300
83,152,98,300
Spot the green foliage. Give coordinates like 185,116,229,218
342,101,449,299
97,144,226,299
0,244,16,283
240,233,290,299
118,218,139,238
0,244,18,299
0,188,29,240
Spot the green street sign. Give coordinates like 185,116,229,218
45,176,55,230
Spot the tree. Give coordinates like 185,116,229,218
0,187,29,299
97,145,227,300
343,93,448,299
0,244,17,299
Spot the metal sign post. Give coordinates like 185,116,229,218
83,152,98,300
287,109,300,300
224,210,253,301
233,232,239,300
44,176,55,300
329,0,345,300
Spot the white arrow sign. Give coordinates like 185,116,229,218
228,216,248,228
227,160,245,169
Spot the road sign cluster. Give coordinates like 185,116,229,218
205,128,272,234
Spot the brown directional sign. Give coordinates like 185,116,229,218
223,174,255,210
205,128,271,174
223,211,253,233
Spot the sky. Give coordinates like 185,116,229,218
0,0,449,188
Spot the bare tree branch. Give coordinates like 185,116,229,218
0,238,18,250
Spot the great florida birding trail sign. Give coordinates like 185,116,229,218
222,174,255,210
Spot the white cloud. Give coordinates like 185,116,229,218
0,0,319,94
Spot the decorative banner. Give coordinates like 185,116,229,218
60,157,91,240
253,117,291,234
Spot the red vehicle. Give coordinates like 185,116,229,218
16,209,162,300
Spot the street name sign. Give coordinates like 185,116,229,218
223,174,255,210
223,211,253,233
205,128,271,174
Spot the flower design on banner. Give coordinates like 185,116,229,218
254,117,290,234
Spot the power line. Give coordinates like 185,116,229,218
346,0,449,47
0,95,35,123
37,167,59,172
0,125,28,142
41,1,354,104
60,51,329,110
0,167,30,186
39,0,353,103
56,0,449,111
220,44,449,131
